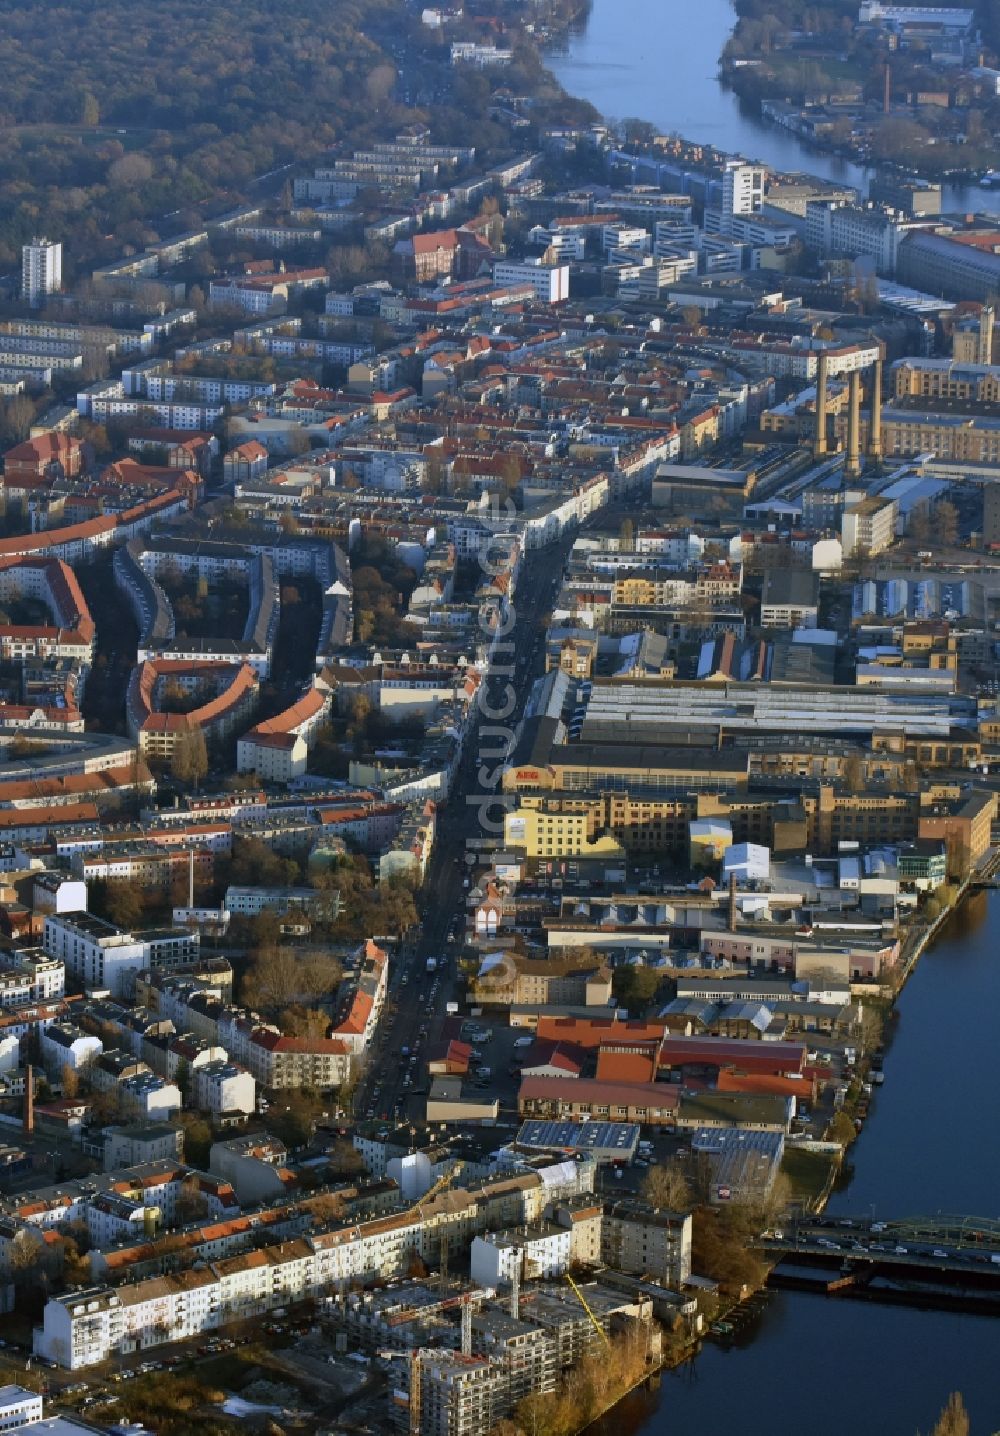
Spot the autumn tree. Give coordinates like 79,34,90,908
924,1393,969,1436
304,1191,347,1225
170,728,208,789
908,505,932,548
269,1089,324,1148
841,752,865,793
179,1114,213,1169
640,1161,692,1211
935,500,959,550
228,836,300,888
175,1176,209,1227
828,1110,858,1146
242,946,341,1020
691,1205,765,1296
106,882,144,931
279,1005,332,1040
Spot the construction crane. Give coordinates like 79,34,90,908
414,1159,466,1210
564,1273,611,1350
379,1349,422,1436
386,1285,495,1355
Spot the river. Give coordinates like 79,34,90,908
548,0,1000,214
548,11,1000,1428
584,894,1000,1436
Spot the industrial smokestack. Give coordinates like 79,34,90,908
24,1064,34,1135
868,357,883,462
813,350,829,458
846,370,862,480
188,848,195,909
728,872,738,933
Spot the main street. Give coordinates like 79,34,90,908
354,532,576,1122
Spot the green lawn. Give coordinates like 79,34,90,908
782,1146,837,1206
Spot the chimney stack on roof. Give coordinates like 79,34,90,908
24,1064,34,1135
814,350,829,459
868,357,883,463
845,370,862,480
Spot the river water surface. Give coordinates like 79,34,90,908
586,895,1000,1435
549,11,1000,1427
549,0,1000,214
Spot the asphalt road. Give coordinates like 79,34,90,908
355,536,576,1122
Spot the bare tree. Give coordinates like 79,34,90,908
924,1393,969,1436
243,947,342,1019
640,1161,691,1211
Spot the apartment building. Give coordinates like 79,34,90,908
760,570,820,629
804,202,913,274
43,915,199,999
491,260,569,303
471,952,612,1008
0,1385,43,1429
246,1031,352,1090
600,1200,692,1286
192,1061,255,1117
471,1225,572,1286
22,238,62,307
841,496,898,557
897,229,1000,302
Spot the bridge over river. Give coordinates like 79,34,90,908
755,1215,1000,1312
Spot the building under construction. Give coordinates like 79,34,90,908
328,1277,655,1436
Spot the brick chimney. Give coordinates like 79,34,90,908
24,1063,34,1135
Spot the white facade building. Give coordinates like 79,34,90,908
0,1384,43,1429
470,1224,572,1287
192,1061,256,1117
22,238,62,307
491,260,569,304
722,160,765,219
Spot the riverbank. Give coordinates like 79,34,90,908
718,0,999,183
577,890,1000,1436
546,0,1000,213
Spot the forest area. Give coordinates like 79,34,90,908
0,0,410,273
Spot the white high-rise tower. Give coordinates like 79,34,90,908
721,160,765,220
22,237,62,307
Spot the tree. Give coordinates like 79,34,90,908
278,1005,331,1040
108,152,155,188
641,1161,691,1211
841,752,865,793
270,1089,323,1148
922,1394,969,1436
828,1110,857,1146
58,1234,91,1286
907,505,932,548
80,91,100,126
0,395,37,446
935,500,959,549
174,1176,209,1227
170,728,208,789
174,1058,191,1104
304,1191,347,1225
619,518,635,551
180,1115,213,1169
691,1205,765,1295
107,883,143,931
611,964,662,1012
60,1063,79,1100
242,946,342,1020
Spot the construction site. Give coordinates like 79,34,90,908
325,1274,664,1436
